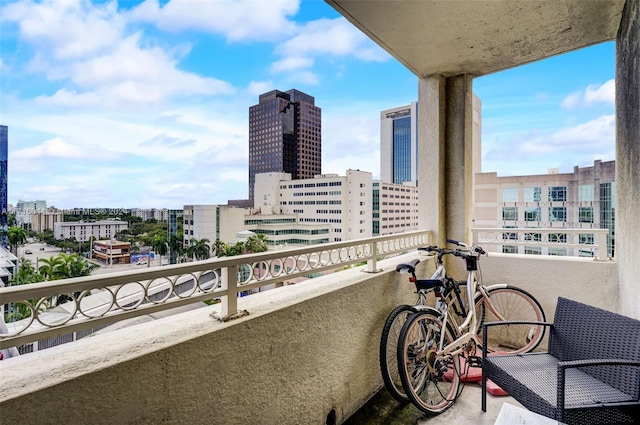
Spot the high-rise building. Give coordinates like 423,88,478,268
248,89,321,202
0,125,7,248
380,95,482,185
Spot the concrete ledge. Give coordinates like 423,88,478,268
0,252,429,425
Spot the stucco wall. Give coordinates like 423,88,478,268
616,0,640,320
481,253,618,321
0,253,432,425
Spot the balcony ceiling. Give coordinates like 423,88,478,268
325,0,626,78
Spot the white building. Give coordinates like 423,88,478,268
372,181,419,236
183,205,245,246
254,170,373,242
130,208,169,221
15,200,47,227
53,220,128,242
244,212,331,247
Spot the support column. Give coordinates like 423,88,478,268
418,75,475,247
616,0,640,319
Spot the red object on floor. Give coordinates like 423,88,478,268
485,379,509,396
443,356,482,382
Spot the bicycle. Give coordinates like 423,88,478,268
396,239,546,414
379,255,466,403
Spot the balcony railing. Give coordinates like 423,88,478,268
472,227,610,260
0,230,430,351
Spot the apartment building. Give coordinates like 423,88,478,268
15,200,47,227
372,181,419,236
31,210,64,233
130,208,170,221
53,220,128,242
254,170,373,242
182,205,245,246
474,160,615,257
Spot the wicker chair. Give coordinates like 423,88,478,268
482,297,640,424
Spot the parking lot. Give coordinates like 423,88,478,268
17,241,162,276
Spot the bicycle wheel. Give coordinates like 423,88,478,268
397,310,460,415
379,304,418,403
475,286,546,354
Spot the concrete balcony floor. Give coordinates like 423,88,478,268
346,383,522,425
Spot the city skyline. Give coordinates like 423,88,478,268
1,0,616,209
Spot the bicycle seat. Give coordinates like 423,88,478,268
396,258,420,274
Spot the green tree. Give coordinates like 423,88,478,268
7,258,45,321
151,235,168,265
245,234,268,254
168,234,182,264
7,226,27,255
213,239,227,257
186,238,211,261
38,255,65,280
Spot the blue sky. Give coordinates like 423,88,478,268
1,0,615,209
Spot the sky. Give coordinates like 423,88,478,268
0,0,616,209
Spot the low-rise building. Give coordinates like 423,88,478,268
183,205,245,246
31,209,64,233
92,240,131,265
53,220,128,242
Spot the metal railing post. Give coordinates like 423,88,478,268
366,241,378,273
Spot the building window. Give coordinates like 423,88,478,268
549,207,567,222
502,245,518,254
502,207,517,221
549,233,567,243
501,188,518,202
524,207,541,222
579,185,594,202
524,187,541,202
548,186,567,202
524,233,541,242
548,247,566,256
579,207,594,223
524,246,542,255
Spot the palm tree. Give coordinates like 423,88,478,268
38,256,65,280
168,234,182,264
213,239,227,257
186,238,210,261
151,235,168,265
7,226,27,255
245,234,268,254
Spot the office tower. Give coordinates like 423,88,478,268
380,102,418,185
380,95,481,185
0,125,7,248
248,89,321,203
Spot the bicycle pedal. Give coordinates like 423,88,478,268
467,356,482,368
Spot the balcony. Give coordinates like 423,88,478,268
0,230,619,424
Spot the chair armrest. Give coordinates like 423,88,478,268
557,359,640,422
482,321,552,357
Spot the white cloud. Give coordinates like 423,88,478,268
12,137,112,160
484,114,615,175
277,18,387,62
247,80,275,96
2,0,124,60
562,79,615,109
127,0,299,42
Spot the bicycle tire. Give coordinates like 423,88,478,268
397,310,461,415
379,304,417,403
475,286,546,354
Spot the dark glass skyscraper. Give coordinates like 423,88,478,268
1,125,8,248
248,89,321,201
